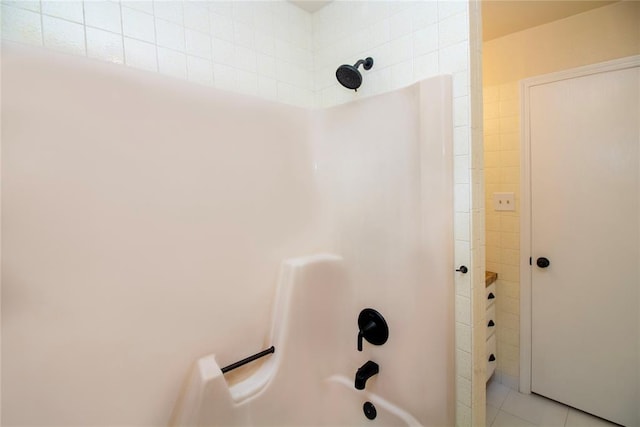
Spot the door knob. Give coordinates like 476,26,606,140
536,257,550,268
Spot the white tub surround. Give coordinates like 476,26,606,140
2,46,453,426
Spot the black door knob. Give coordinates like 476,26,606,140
536,257,550,268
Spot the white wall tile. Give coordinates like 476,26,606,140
86,27,124,64
455,183,471,213
42,15,86,55
367,19,390,47
412,1,438,30
454,96,470,127
233,21,254,49
456,295,472,325
1,5,42,46
183,1,210,33
232,1,253,25
439,11,468,48
455,211,471,241
213,62,238,91
237,69,258,95
438,0,468,20
456,322,472,353
414,24,438,57
209,12,234,41
84,1,122,34
157,46,187,79
390,60,413,88
185,29,211,59
123,37,157,72
258,75,278,99
152,0,183,24
439,40,469,73
389,8,413,39
121,1,154,15
186,55,213,85
211,37,235,65
386,34,413,66
254,32,275,56
123,7,156,43
3,0,40,12
41,1,84,24
235,45,256,72
457,349,472,380
414,51,439,80
257,53,277,79
208,1,231,17
456,375,472,407
155,18,185,50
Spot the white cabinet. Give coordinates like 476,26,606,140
485,272,497,382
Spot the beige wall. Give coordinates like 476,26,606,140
483,0,640,389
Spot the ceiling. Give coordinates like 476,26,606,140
289,0,618,42
288,0,332,13
482,1,617,41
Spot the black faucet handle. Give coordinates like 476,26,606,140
357,309,389,351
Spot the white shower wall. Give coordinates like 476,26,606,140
1,1,485,425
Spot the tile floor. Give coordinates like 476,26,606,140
486,378,620,427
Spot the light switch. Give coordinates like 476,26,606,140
493,192,515,211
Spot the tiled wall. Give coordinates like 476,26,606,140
1,0,314,106
311,1,472,108
483,0,640,390
2,2,486,425
483,81,520,390
467,2,485,425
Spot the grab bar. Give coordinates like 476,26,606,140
221,346,275,374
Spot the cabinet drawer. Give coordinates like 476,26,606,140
486,282,496,308
486,334,497,382
486,304,496,338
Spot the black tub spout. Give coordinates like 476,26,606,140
355,361,379,390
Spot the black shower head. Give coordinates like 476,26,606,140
336,57,374,91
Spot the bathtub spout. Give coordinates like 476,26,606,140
355,361,379,390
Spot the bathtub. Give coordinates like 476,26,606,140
3,46,453,426
171,255,423,427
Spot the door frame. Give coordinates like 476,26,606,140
519,55,640,394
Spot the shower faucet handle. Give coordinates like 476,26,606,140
357,308,389,352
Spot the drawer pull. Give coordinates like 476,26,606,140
487,292,495,300
488,320,495,327
488,354,496,362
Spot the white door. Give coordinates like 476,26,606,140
527,61,639,426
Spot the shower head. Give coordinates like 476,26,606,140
336,57,374,91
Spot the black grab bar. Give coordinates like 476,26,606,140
221,346,275,374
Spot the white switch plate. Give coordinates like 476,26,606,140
493,192,515,211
